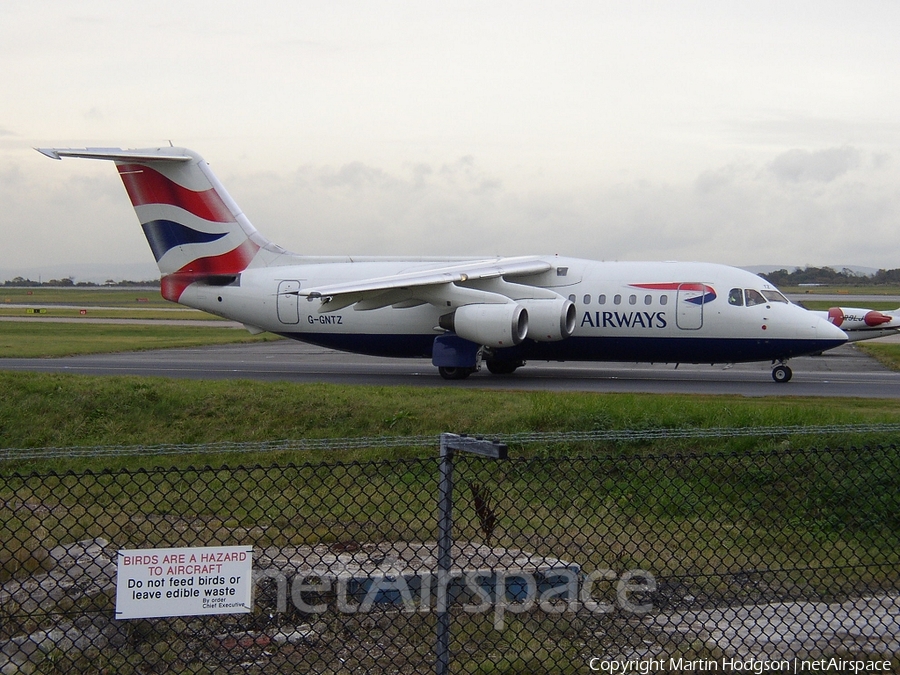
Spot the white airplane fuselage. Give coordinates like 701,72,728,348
37,146,849,382
180,256,843,366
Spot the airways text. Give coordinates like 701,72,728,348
581,311,667,329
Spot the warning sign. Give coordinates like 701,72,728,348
115,545,253,620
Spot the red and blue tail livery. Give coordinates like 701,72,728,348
117,162,235,262
38,145,856,383
37,147,278,301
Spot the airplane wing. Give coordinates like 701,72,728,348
297,257,557,312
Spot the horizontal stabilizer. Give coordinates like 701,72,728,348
35,147,193,162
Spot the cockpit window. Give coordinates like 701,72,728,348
761,290,789,304
745,289,767,307
728,288,743,306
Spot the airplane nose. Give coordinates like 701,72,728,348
816,315,848,343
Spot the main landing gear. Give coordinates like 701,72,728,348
771,362,793,383
433,336,527,380
485,359,524,375
438,366,477,380
438,359,525,380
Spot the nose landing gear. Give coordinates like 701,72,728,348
771,362,793,383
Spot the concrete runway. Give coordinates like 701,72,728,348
3,339,900,398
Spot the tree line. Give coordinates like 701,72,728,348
2,276,159,288
760,266,900,287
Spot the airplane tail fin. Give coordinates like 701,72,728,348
36,147,284,301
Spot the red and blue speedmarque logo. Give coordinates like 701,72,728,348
579,283,716,330
630,282,717,305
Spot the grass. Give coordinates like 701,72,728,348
0,286,275,357
858,343,900,370
781,285,900,295
1,371,900,470
0,322,279,358
0,287,170,307
797,299,900,311
0,307,221,320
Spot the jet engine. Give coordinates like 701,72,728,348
439,303,528,348
518,298,576,341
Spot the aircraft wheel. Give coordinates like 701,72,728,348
486,360,521,375
772,365,792,383
438,366,473,381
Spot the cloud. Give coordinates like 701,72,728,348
730,115,900,148
229,157,510,257
221,146,900,270
0,158,151,273
767,146,861,183
316,162,397,190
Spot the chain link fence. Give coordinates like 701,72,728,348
1,439,898,673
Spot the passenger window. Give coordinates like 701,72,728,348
614,294,622,305
568,294,576,302
598,294,606,305
745,289,767,307
728,288,744,306
629,295,637,305
644,295,652,305
660,295,668,306
583,294,591,304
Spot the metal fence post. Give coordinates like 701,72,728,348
436,433,509,675
435,433,454,675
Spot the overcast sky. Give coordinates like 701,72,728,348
3,1,900,281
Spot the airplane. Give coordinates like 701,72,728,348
37,146,849,383
813,306,900,342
